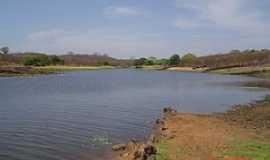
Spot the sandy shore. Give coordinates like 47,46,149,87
166,67,207,72
113,97,270,160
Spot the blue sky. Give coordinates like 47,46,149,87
1,0,270,58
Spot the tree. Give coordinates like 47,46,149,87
23,54,51,66
169,54,180,65
134,58,147,66
50,55,64,65
181,53,197,66
0,47,9,54
145,60,154,66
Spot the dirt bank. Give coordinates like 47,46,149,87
113,98,270,160
0,66,115,76
0,66,42,76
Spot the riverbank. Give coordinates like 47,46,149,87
206,66,270,78
164,66,270,78
135,66,208,73
113,96,270,160
136,65,270,78
0,66,115,76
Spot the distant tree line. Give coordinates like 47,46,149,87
0,47,132,67
195,49,270,69
133,49,270,69
1,46,270,68
23,53,64,66
133,53,197,67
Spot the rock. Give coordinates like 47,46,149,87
161,127,168,131
112,144,126,151
163,107,177,114
148,134,156,143
146,155,156,160
144,145,157,155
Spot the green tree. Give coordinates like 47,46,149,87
0,47,9,54
181,53,197,65
145,60,154,66
134,58,147,66
50,55,64,65
23,54,51,66
169,54,180,65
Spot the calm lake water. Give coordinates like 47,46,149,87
0,69,269,160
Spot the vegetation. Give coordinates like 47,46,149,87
181,53,197,66
134,58,148,66
23,53,51,66
0,51,132,67
151,95,270,160
196,49,270,68
1,46,270,76
224,141,270,160
207,66,270,78
0,46,9,54
50,55,64,65
169,54,180,65
156,140,184,160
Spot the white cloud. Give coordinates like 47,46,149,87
174,0,269,35
103,6,143,17
22,28,171,58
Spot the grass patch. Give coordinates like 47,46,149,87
264,95,270,104
223,141,270,160
155,140,184,160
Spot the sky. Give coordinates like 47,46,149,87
1,0,270,58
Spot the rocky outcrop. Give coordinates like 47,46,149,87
112,140,156,160
112,107,177,160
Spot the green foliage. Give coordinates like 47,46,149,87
181,53,197,65
155,141,184,160
264,95,270,104
103,61,110,66
223,142,270,160
23,53,63,66
0,47,9,54
145,60,154,65
155,59,169,65
169,54,180,65
49,55,64,65
134,58,147,66
23,54,51,66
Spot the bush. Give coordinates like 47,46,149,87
181,53,197,66
23,54,51,66
49,55,64,65
134,58,147,66
169,54,180,65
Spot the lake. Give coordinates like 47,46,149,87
0,69,268,160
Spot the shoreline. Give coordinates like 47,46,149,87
113,96,270,160
0,65,115,77
2,65,270,79
137,65,270,79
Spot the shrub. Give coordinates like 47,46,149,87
181,53,197,66
49,55,64,65
23,54,51,66
169,54,180,65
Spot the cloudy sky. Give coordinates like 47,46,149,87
1,0,270,58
